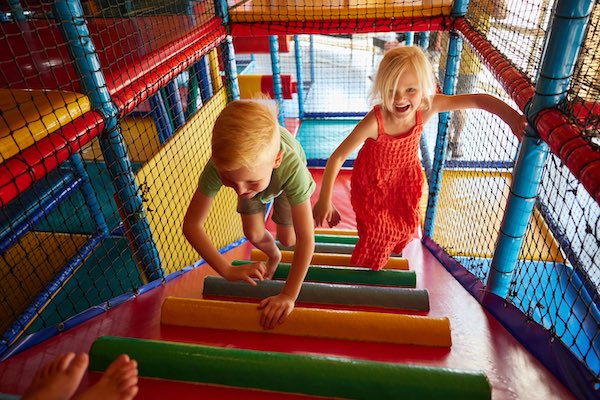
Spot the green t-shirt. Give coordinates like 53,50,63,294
198,127,315,206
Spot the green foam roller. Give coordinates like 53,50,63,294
314,233,359,245
90,336,491,400
204,276,429,311
232,260,416,287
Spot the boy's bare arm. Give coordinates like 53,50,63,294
183,190,265,285
282,199,315,300
258,199,314,329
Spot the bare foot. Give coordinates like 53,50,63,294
75,354,138,400
23,352,89,400
265,247,282,279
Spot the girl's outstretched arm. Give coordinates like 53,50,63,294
313,111,378,227
428,93,526,137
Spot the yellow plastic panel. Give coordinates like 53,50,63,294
0,89,90,162
135,90,243,274
162,297,451,347
81,116,160,163
229,0,453,22
0,232,89,334
251,248,409,270
238,75,263,99
433,169,564,262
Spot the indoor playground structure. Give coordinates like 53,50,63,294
0,0,598,399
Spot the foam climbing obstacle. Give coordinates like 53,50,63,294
90,336,490,400
161,298,451,347
0,89,91,162
251,248,409,270
238,74,297,99
314,228,358,236
314,233,359,245
232,260,417,287
203,276,429,311
278,240,356,254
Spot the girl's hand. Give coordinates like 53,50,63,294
223,262,266,286
313,199,342,228
258,293,295,329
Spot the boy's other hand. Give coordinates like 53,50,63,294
313,200,341,228
257,293,295,329
225,262,266,286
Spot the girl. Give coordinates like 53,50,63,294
313,46,526,270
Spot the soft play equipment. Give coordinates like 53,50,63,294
162,297,450,346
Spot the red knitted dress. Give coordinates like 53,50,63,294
350,105,423,270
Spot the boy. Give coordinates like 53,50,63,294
183,100,315,330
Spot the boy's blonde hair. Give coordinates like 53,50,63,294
211,100,280,171
371,46,436,113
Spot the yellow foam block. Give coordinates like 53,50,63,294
162,297,451,347
0,89,91,162
314,228,358,236
251,248,409,270
238,75,263,99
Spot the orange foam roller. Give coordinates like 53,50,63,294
161,297,451,347
250,249,409,270
238,74,297,99
314,228,358,236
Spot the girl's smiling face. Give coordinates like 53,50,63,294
386,68,424,120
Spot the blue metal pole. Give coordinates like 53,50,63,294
269,35,285,125
1,232,106,355
405,32,414,46
214,0,228,24
148,94,172,144
54,0,164,281
222,36,240,101
8,0,26,21
419,135,433,181
487,0,594,297
423,32,462,237
0,175,82,255
165,80,185,131
70,153,109,236
417,32,430,49
451,0,469,16
294,35,305,119
196,56,214,102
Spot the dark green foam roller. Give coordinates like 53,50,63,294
232,260,416,287
278,240,355,254
314,233,359,245
277,241,401,256
90,336,491,400
204,276,429,311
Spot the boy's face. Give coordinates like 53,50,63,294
218,151,283,199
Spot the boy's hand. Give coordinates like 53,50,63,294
257,293,295,329
313,200,341,228
224,262,266,286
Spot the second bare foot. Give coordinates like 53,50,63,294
75,354,138,400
